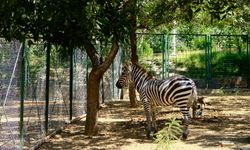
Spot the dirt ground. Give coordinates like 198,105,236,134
39,92,250,150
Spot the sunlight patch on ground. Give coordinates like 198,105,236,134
98,118,130,122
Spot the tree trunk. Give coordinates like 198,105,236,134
84,36,119,136
85,71,101,136
129,82,138,107
129,0,138,108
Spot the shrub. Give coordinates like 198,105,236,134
140,41,153,57
154,118,182,150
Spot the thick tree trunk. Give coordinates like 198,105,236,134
128,0,138,108
129,82,138,107
85,71,101,136
84,36,119,136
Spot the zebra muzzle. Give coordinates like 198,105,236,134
116,82,123,89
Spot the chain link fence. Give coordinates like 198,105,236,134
137,33,250,89
0,39,122,149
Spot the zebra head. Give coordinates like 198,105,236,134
116,62,132,89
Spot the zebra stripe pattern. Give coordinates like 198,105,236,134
116,62,198,139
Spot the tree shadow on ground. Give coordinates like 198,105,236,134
39,96,250,150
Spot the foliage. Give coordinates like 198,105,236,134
28,43,46,81
139,41,153,57
135,0,250,38
0,0,130,49
137,0,249,31
175,49,248,77
192,38,206,50
137,34,164,58
234,89,240,96
175,51,205,68
154,118,182,150
0,0,133,137
218,87,225,96
0,39,12,63
211,51,248,75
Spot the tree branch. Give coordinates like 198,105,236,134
83,39,100,69
98,34,119,75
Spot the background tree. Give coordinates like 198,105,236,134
136,0,250,33
0,0,131,136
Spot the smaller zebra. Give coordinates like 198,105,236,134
116,62,199,139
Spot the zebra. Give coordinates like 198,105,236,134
116,62,198,139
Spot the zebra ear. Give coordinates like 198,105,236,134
122,61,132,73
127,61,132,71
125,61,132,65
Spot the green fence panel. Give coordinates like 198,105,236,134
136,33,249,89
210,35,249,88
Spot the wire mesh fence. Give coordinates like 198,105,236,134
0,34,248,149
137,33,250,89
0,39,22,149
0,39,122,149
22,41,47,149
209,35,249,88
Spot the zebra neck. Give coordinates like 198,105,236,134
131,66,150,92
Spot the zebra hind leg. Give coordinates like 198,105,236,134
192,99,197,119
178,103,191,140
182,114,190,140
179,106,190,140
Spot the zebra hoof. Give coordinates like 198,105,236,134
146,131,154,139
146,130,151,139
182,133,188,140
182,129,189,140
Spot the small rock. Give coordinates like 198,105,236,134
219,141,235,147
54,134,61,139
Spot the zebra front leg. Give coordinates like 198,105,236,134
151,104,158,133
141,97,153,138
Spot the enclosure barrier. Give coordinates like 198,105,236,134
137,33,250,89
0,33,249,149
0,38,122,149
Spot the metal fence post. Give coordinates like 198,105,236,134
165,34,170,78
69,48,73,120
19,40,25,149
45,43,51,134
247,35,250,88
161,34,165,79
205,35,212,88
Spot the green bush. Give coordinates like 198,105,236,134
175,50,248,77
175,51,205,69
192,38,206,50
139,41,153,57
154,118,182,150
211,51,248,75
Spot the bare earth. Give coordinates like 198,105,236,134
39,93,250,150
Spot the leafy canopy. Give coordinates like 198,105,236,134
0,0,130,48
137,0,249,33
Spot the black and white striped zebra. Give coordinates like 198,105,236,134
116,62,198,139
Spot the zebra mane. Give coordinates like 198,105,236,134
132,63,154,79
